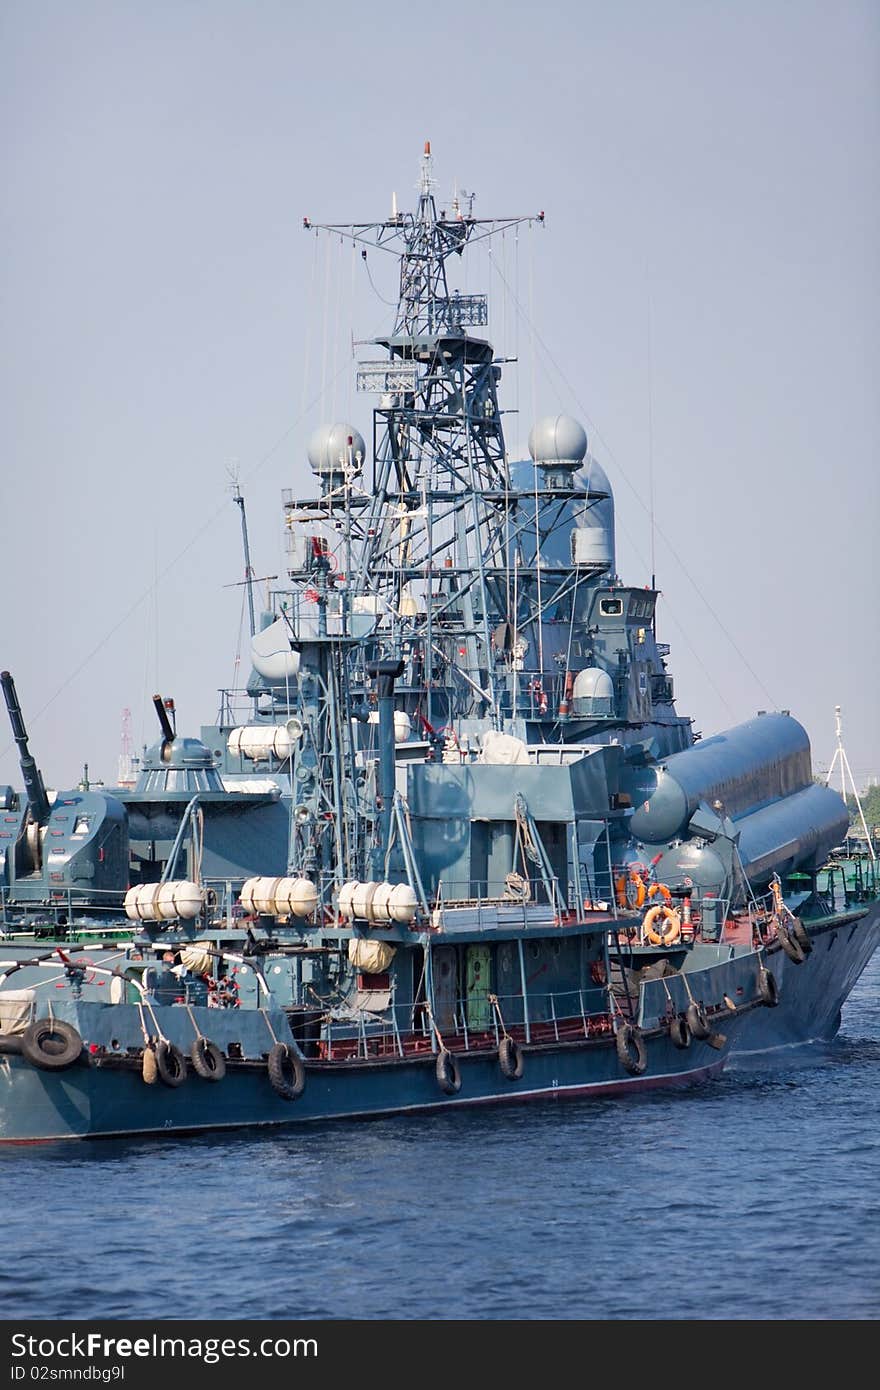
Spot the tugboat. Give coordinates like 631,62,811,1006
0,145,877,1142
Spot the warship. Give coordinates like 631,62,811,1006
1,145,877,1142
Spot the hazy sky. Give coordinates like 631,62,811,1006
1,0,878,792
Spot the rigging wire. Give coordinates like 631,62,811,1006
0,360,355,755
299,231,320,420
528,223,544,676
229,581,247,701
361,250,397,308
331,235,344,419
346,240,356,422
647,263,656,590
487,250,777,709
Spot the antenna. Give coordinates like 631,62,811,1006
826,705,876,860
419,140,434,199
118,707,136,787
229,468,257,639
647,260,656,596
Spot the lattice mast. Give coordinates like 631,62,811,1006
304,143,545,731
281,149,551,892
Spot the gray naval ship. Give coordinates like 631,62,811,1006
1,144,877,1142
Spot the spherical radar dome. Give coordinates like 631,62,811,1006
307,423,366,477
528,415,588,468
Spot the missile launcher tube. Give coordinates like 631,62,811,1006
629,713,812,843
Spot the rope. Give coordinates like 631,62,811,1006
136,1003,151,1047
261,1010,280,1046
423,1000,446,1052
184,1005,203,1041
143,996,169,1044
487,993,510,1041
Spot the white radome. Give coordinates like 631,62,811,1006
307,423,366,477
528,414,588,467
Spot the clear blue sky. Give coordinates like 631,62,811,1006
1,0,877,789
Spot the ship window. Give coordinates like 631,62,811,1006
599,597,623,617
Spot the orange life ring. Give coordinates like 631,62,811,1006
647,882,672,904
615,870,646,910
643,903,682,946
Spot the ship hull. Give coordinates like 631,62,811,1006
728,904,880,1053
0,1031,728,1144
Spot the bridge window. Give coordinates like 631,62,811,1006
599,597,623,617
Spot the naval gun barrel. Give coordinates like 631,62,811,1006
0,670,51,825
152,694,176,745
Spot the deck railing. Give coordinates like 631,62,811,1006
316,987,613,1061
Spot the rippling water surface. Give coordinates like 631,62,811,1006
4,956,880,1320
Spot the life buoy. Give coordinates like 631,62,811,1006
267,1042,306,1100
686,1002,711,1039
616,1023,647,1076
669,1016,691,1050
498,1036,524,1081
155,1040,187,1087
648,882,672,904
435,1047,461,1095
20,1019,83,1072
643,903,681,946
758,968,779,1008
615,870,647,910
190,1036,226,1082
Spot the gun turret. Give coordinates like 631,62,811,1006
0,670,50,826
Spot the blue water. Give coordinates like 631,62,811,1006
4,957,880,1321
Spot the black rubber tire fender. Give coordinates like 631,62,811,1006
0,1035,23,1056
791,917,813,955
616,1023,647,1076
267,1042,305,1100
758,968,780,1008
777,924,806,965
155,1040,187,1088
686,1002,711,1040
498,1035,524,1080
435,1047,462,1095
190,1036,226,1082
20,1019,83,1071
669,1015,691,1050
